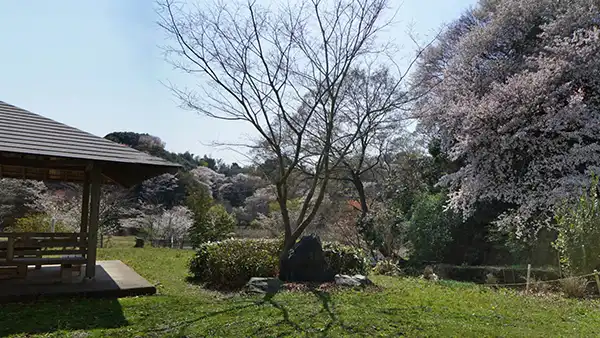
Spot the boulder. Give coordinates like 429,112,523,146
246,277,283,294
279,234,334,282
334,274,373,287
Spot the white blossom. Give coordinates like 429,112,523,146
414,0,600,237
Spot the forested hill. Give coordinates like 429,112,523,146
104,131,210,171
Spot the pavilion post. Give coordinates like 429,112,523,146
85,165,102,279
80,171,90,235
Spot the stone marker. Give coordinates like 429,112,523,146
280,234,334,282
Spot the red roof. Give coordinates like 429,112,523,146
348,200,362,211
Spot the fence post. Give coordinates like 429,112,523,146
582,245,587,270
557,252,562,278
526,264,531,293
594,270,600,296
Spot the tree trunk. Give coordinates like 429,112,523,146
352,173,391,259
278,235,297,280
352,174,369,220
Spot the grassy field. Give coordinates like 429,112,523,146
2,241,600,337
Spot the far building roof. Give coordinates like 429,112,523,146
0,101,180,187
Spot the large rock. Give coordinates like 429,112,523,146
280,235,334,282
334,274,373,287
246,277,284,294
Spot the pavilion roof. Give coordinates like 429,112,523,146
0,101,180,187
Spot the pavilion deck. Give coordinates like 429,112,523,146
0,260,156,303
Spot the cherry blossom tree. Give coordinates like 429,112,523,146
153,206,195,248
0,178,46,230
123,204,194,247
413,0,600,239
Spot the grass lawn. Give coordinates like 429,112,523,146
2,244,600,337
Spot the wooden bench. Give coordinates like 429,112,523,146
0,232,88,279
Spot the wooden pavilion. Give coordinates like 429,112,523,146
0,100,180,280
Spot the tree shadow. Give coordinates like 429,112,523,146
146,301,261,333
0,298,128,337
144,284,348,336
252,286,343,337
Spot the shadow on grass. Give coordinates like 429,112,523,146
0,298,128,337
251,286,344,337
146,285,348,336
144,299,258,335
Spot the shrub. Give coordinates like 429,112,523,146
372,259,402,276
190,238,280,290
408,193,461,263
189,202,235,248
7,213,71,232
560,277,588,298
186,182,214,247
528,278,553,294
322,242,369,276
189,238,368,290
554,174,600,274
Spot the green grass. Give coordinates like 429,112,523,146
2,245,600,337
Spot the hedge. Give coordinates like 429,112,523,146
189,238,368,290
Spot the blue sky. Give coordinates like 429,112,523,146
0,0,476,164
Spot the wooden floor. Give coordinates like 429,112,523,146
0,260,156,303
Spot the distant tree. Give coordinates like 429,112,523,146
104,131,140,148
137,173,185,209
104,131,204,170
127,205,194,248
29,184,135,245
200,155,218,171
189,166,225,199
218,174,265,208
0,178,46,230
185,178,215,247
234,186,277,226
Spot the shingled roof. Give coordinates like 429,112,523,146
0,100,180,187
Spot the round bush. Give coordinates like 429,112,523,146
190,238,280,290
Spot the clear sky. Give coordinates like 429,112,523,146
0,0,477,164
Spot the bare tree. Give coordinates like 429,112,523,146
157,0,395,266
325,66,408,219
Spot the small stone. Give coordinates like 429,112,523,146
353,274,373,286
246,277,283,294
335,274,373,287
